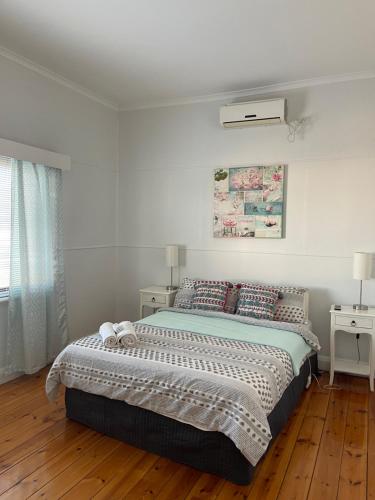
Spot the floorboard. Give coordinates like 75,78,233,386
0,368,371,499
368,388,375,499
245,382,313,500
277,373,330,500
307,388,349,500
337,388,368,500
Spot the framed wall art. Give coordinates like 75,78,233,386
213,165,285,238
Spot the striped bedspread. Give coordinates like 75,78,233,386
46,315,318,466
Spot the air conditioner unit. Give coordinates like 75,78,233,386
220,98,286,128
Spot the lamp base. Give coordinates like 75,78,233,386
166,285,178,291
353,304,368,311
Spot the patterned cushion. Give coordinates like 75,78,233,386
224,284,241,314
236,283,279,320
173,277,196,309
274,286,306,323
192,281,230,312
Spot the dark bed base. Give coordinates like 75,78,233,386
65,353,318,485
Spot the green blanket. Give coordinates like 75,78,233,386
138,310,312,375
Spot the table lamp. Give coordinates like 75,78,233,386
165,245,179,290
353,252,372,310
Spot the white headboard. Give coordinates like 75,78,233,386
303,290,310,322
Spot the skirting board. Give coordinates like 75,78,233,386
0,370,24,385
318,355,330,371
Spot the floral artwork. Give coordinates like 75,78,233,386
214,192,244,215
213,165,285,238
255,215,282,238
262,165,284,202
229,167,263,191
214,169,229,193
244,201,283,216
244,191,263,203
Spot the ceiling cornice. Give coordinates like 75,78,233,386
120,70,375,111
1,44,374,113
0,45,119,110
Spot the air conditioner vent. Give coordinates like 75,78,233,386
220,98,286,128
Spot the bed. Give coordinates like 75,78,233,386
46,298,320,485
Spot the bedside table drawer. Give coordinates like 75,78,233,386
142,293,167,305
335,315,373,329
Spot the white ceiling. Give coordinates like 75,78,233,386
0,0,374,109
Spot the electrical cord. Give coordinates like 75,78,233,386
307,335,362,392
286,119,306,142
307,355,341,392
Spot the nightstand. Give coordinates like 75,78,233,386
139,286,177,319
330,305,375,391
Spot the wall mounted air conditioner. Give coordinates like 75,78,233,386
220,98,286,128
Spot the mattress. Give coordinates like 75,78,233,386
47,308,320,468
65,353,318,484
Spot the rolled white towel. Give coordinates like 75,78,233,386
112,323,123,334
99,322,118,348
115,320,137,347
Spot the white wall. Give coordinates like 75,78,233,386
0,55,118,378
117,78,375,364
1,53,374,375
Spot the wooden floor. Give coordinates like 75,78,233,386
0,369,373,500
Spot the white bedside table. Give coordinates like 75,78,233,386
139,286,177,319
330,305,375,391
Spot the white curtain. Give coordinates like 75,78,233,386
6,160,68,375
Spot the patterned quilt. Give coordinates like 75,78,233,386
46,319,314,466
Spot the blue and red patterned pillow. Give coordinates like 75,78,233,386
192,280,230,312
174,278,304,321
236,283,280,320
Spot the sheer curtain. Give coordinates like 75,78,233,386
6,160,68,375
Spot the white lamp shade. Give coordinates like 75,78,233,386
353,252,372,280
165,245,179,267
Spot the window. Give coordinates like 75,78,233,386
0,156,11,298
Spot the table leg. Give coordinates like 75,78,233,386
370,334,374,392
329,327,335,386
